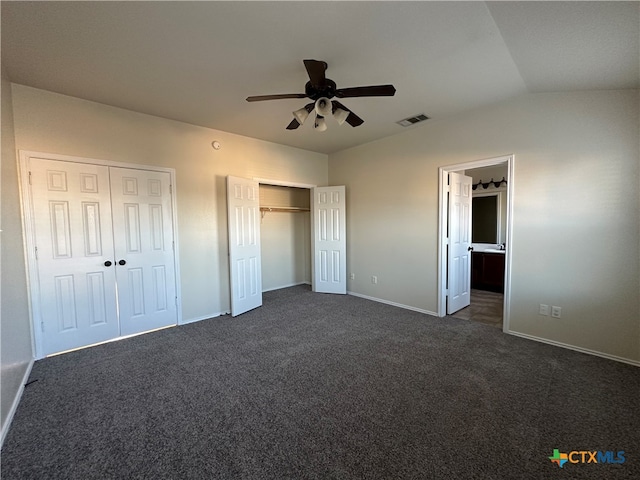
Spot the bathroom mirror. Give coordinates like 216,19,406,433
472,194,499,243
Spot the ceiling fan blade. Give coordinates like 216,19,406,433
303,59,328,88
332,100,364,127
246,93,307,102
286,118,301,130
335,84,396,98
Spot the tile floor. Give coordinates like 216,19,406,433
450,289,503,328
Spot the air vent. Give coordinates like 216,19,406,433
396,114,430,127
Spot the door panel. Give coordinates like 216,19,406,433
447,172,472,314
30,158,119,355
110,168,178,335
227,176,262,316
312,186,346,294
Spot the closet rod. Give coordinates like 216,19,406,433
259,206,310,213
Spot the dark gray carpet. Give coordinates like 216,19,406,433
2,285,639,479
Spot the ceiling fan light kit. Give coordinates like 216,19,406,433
333,107,350,126
314,115,327,132
293,106,311,125
314,97,332,117
246,59,396,132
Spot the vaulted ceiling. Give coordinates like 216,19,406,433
2,1,638,154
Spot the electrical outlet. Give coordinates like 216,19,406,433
551,306,562,318
371,275,378,284
349,273,355,280
539,304,549,316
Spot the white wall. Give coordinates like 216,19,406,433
10,85,328,323
329,90,640,363
1,68,33,441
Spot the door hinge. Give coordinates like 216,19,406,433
41,321,45,333
169,184,173,194
34,246,38,260
29,171,32,185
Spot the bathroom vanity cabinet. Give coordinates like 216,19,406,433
471,252,505,293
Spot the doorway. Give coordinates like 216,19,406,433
259,183,312,292
227,177,347,317
257,181,347,296
437,155,514,332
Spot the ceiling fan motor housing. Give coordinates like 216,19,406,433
305,79,337,100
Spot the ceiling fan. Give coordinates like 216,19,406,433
246,59,396,131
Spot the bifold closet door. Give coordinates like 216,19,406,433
30,158,120,355
110,167,178,336
29,159,178,356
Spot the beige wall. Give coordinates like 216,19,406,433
11,85,328,323
329,90,640,363
259,184,311,291
7,84,640,365
1,68,33,437
260,211,311,291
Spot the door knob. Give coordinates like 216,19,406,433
104,260,112,267
118,259,127,265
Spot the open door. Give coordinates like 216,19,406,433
227,176,262,316
447,172,472,314
312,186,346,294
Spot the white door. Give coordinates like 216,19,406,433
447,172,472,314
227,176,262,316
30,158,120,355
312,186,346,294
110,168,178,335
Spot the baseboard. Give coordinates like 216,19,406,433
262,282,310,293
347,291,439,317
180,311,230,325
506,330,640,367
1,359,34,449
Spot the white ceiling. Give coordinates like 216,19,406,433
2,1,638,154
